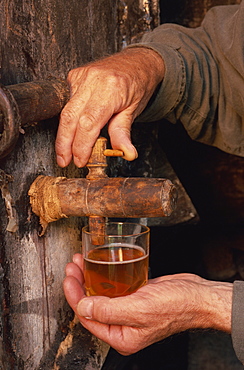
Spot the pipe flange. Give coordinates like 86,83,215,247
0,84,21,159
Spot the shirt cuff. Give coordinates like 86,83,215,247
232,280,244,365
126,42,186,122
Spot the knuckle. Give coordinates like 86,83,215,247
97,301,112,323
67,67,83,82
87,65,129,92
78,113,96,132
60,107,75,125
107,72,129,91
94,298,120,324
67,70,74,82
67,68,76,80
86,65,101,79
77,109,106,135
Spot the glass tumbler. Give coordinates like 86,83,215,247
82,222,150,298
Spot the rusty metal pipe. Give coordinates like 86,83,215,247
0,79,70,159
6,79,70,125
28,136,178,235
58,177,177,218
28,175,177,235
0,84,21,159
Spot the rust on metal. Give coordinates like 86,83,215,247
29,174,177,234
86,136,108,180
29,137,177,235
6,79,70,126
58,176,177,218
0,79,70,159
0,84,21,159
86,137,108,244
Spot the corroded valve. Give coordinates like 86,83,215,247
28,137,177,235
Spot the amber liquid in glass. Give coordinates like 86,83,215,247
84,243,148,298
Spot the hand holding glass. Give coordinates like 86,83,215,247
82,222,150,298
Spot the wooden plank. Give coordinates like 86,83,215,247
0,0,117,368
0,1,167,369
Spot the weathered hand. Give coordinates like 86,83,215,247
55,47,165,167
63,254,232,356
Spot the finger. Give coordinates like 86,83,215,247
77,295,146,325
72,253,84,270
71,103,115,167
55,97,82,167
108,111,138,161
71,117,101,167
65,262,84,285
78,315,141,356
78,314,112,342
63,276,85,311
77,315,130,356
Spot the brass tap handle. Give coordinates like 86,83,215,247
86,138,124,180
86,137,108,180
103,149,124,157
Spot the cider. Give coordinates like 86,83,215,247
84,243,148,298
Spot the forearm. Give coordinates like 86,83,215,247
192,281,233,333
156,277,233,336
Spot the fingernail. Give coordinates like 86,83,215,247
57,155,66,167
77,299,93,319
74,156,83,168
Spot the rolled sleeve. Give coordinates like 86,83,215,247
128,23,220,144
128,42,186,122
127,3,244,157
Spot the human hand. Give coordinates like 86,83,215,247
55,47,165,168
63,254,232,356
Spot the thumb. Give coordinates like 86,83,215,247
77,296,116,322
108,111,138,162
77,297,103,320
77,296,136,325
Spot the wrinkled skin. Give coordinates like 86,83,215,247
55,47,165,168
64,253,232,356
58,46,233,357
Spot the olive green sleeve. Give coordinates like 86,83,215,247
129,3,244,157
232,280,244,365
